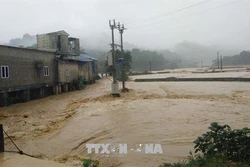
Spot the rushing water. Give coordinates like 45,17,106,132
1,74,250,167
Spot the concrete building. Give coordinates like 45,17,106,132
68,37,80,55
37,30,69,53
37,30,81,93
78,59,92,84
37,30,80,56
0,30,99,107
79,54,99,84
0,45,57,107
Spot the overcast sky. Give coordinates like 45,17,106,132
0,0,250,50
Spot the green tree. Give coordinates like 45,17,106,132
212,51,250,66
130,49,165,71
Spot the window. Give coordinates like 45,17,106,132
44,66,49,76
1,66,9,78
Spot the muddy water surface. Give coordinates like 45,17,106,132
1,77,250,167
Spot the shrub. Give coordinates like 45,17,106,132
116,72,129,82
159,122,250,167
72,77,85,90
194,122,250,162
95,75,101,80
82,158,99,167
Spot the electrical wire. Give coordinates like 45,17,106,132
129,0,241,29
126,0,212,26
3,128,37,158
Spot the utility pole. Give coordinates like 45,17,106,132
149,61,152,73
117,22,127,91
220,55,223,71
0,124,4,153
217,51,220,69
109,20,120,97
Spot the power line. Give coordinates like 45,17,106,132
126,0,212,26
2,127,37,158
129,0,241,29
103,32,110,43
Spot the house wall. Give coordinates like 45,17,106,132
88,62,94,82
37,32,69,53
0,41,97,107
37,34,56,52
74,39,80,55
78,63,88,81
94,61,99,77
78,62,93,82
58,60,78,83
68,38,80,55
0,45,56,92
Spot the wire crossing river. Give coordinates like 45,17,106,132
1,77,250,167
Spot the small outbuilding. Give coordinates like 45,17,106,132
78,53,99,84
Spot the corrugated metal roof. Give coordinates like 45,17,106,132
79,58,92,62
79,53,98,62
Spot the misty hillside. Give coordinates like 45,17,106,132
212,51,250,66
173,41,238,66
7,33,36,47
5,33,244,70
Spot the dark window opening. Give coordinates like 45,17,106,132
1,66,9,78
44,66,49,76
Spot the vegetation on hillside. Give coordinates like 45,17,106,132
131,48,200,71
212,51,250,66
87,48,199,74
86,48,250,73
7,33,36,47
131,48,165,71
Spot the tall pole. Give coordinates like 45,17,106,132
149,61,152,73
217,51,220,69
109,20,120,97
220,55,223,71
117,22,126,91
109,20,117,84
0,124,4,152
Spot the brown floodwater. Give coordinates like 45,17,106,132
1,75,250,167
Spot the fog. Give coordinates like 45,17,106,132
0,0,249,54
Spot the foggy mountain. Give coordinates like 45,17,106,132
124,42,138,51
7,33,36,47
80,35,109,51
6,32,112,51
80,33,137,51
172,41,240,66
6,33,242,68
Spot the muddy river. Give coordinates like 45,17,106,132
1,75,250,167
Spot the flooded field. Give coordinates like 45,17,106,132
1,75,250,167
130,71,250,79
